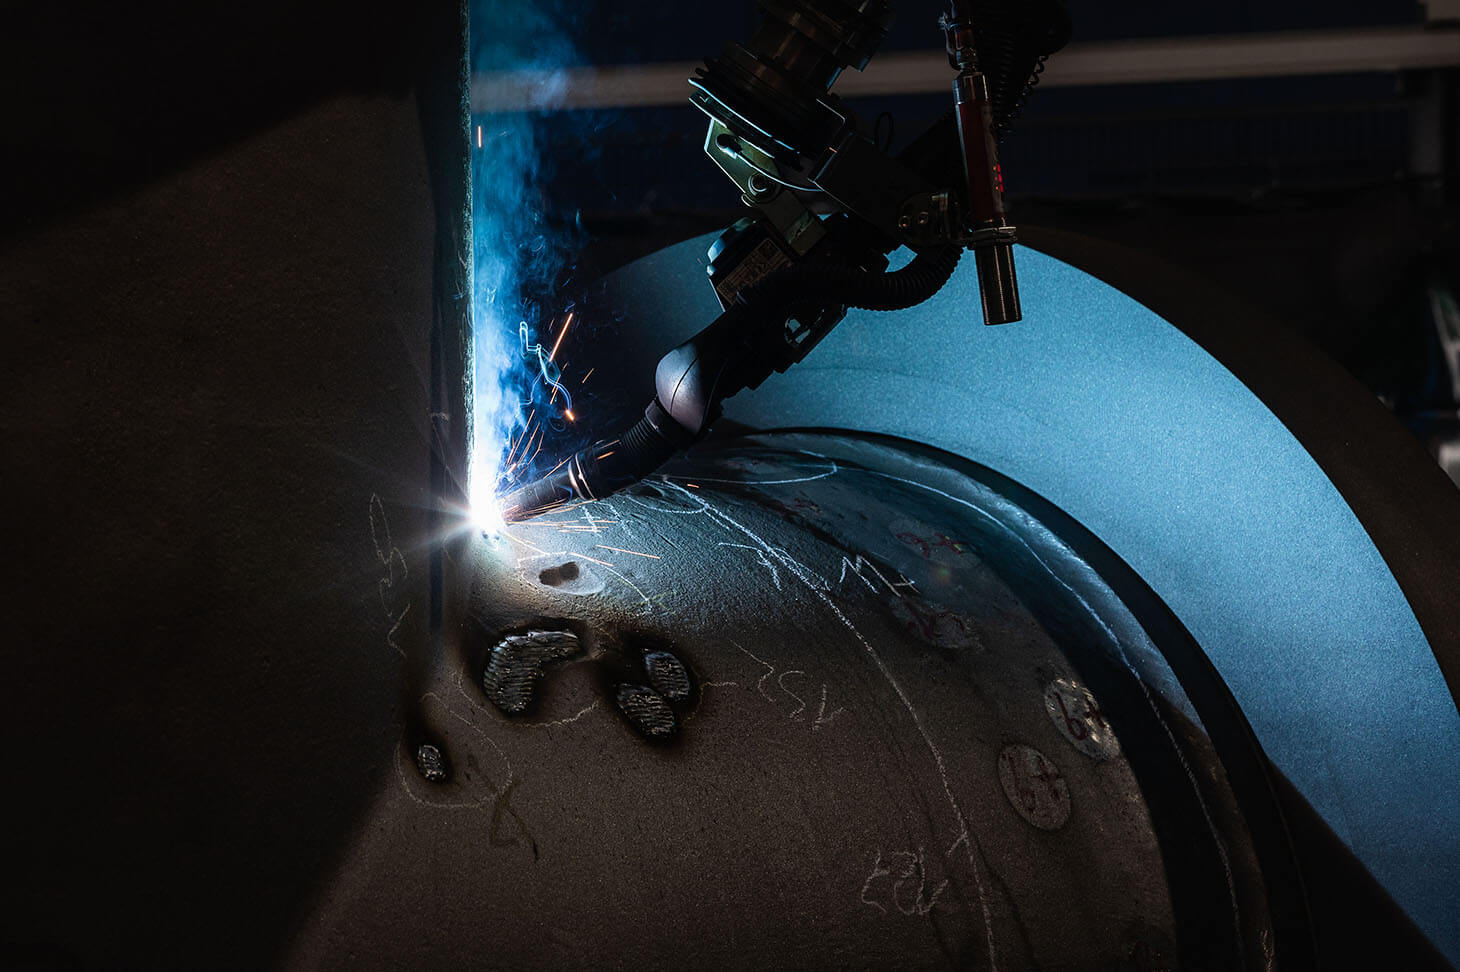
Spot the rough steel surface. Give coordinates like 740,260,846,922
287,432,1277,971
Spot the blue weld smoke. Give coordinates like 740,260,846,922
467,0,581,521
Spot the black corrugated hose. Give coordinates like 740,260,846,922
741,244,962,314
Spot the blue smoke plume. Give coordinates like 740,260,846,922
467,0,581,527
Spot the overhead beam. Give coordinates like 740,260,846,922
471,25,1460,113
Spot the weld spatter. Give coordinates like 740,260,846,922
414,743,449,783
614,684,678,740
483,629,581,715
644,650,691,701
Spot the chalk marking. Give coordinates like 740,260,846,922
813,684,844,731
657,478,996,966
394,691,512,810
660,454,838,486
720,542,782,590
734,642,779,705
527,699,601,728
777,670,807,720
385,603,410,658
858,466,1243,942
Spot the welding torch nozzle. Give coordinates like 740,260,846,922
498,399,691,523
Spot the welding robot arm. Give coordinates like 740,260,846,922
500,0,1069,523
499,244,963,519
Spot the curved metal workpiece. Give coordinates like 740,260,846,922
590,232,1460,964
290,432,1304,969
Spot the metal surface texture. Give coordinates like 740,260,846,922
288,432,1282,969
590,232,1460,962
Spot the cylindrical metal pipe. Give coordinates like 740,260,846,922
975,242,1020,326
953,70,1021,324
953,73,1005,226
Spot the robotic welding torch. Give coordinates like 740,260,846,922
500,0,1068,523
499,246,963,521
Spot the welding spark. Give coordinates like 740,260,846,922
503,416,534,469
518,320,573,417
466,7,585,535
596,545,661,560
502,531,548,555
519,434,545,471
580,367,595,384
547,311,573,363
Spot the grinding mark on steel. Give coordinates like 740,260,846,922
393,692,512,810
641,518,687,552
859,466,1244,944
655,479,997,967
